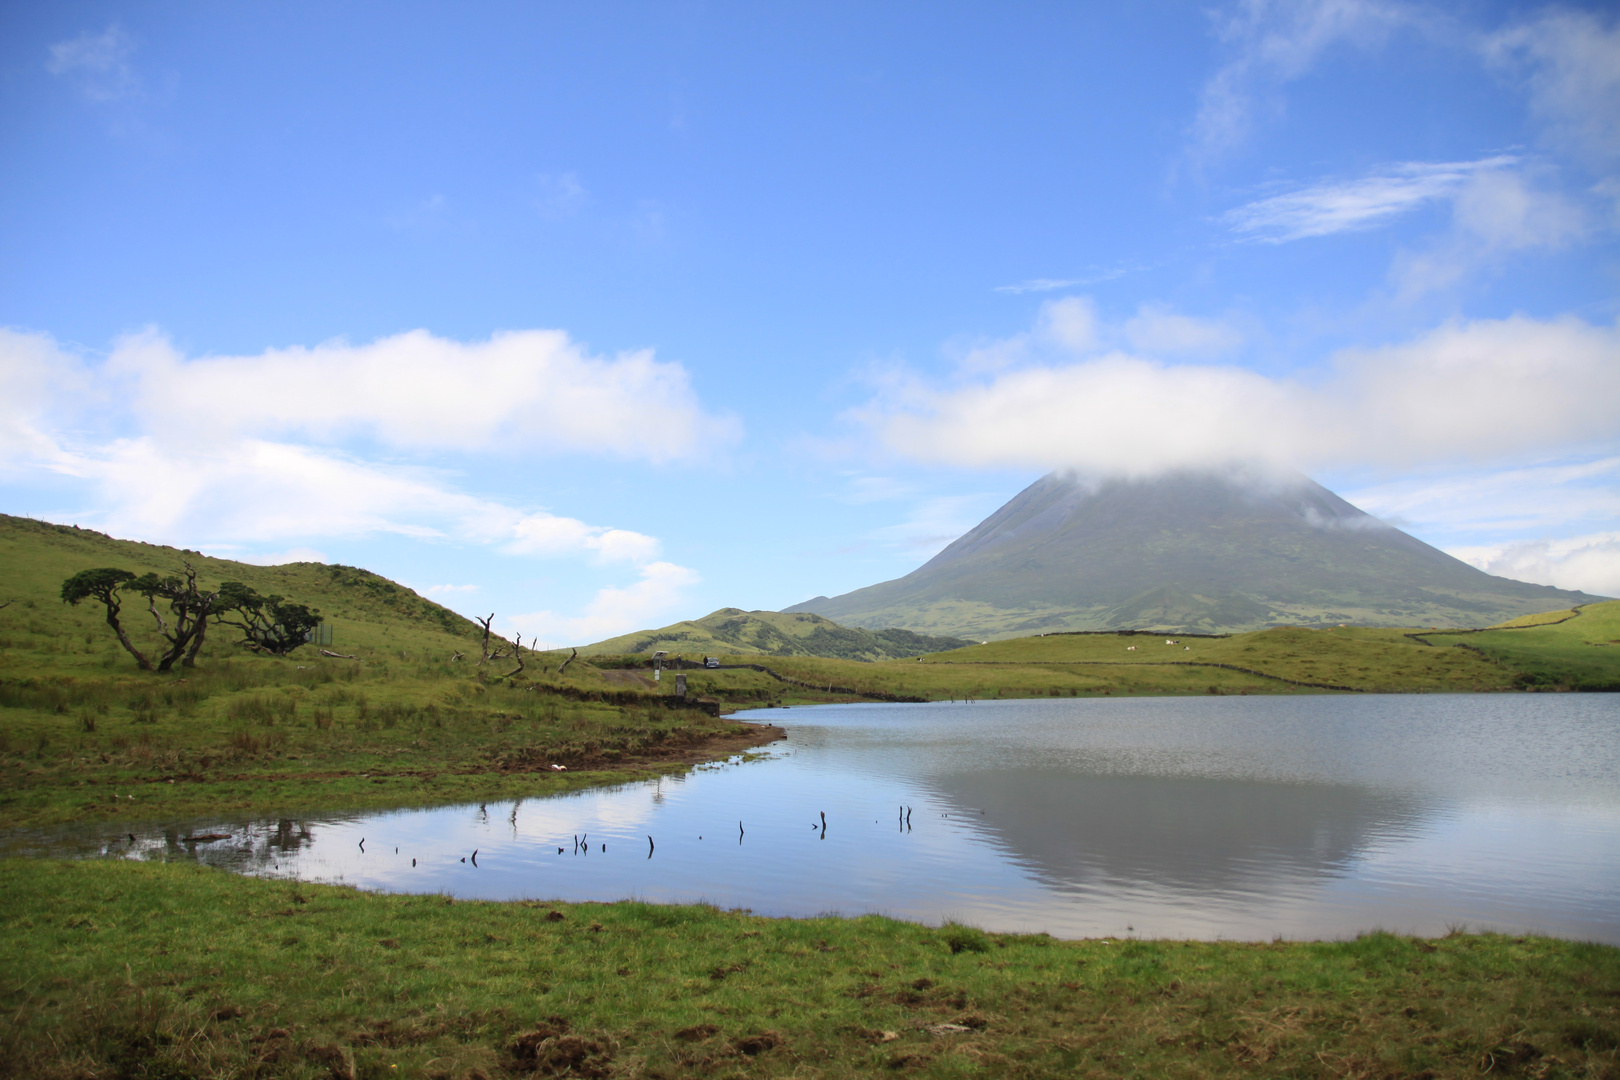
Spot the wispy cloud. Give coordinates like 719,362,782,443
1345,458,1620,537
1486,8,1620,166
994,266,1140,294
536,172,589,219
47,25,139,102
866,494,1004,559
1192,0,1410,164
1224,156,1517,242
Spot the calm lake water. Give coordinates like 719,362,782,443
17,694,1620,942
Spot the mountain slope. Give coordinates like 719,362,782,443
785,470,1603,637
580,608,976,660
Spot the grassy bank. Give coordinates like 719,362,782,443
4,859,1617,1079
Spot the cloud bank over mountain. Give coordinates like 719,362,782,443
865,306,1619,477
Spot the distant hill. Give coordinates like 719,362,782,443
580,608,977,661
784,470,1605,637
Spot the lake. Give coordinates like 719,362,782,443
15,693,1620,942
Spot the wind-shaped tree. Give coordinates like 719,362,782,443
62,565,258,670
60,568,148,669
215,582,322,655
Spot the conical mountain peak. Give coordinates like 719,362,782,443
785,470,1602,637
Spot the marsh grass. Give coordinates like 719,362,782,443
2,859,1615,1079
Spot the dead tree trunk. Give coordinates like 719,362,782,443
504,633,526,679
474,613,512,663
557,647,578,676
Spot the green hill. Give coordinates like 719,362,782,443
580,607,975,661
786,470,1603,638
0,513,483,663
0,513,753,830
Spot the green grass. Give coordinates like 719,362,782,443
1416,601,1620,691
4,860,1618,1080
614,621,1541,704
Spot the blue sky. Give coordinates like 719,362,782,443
2,1,1617,644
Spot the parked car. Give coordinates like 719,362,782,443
704,656,720,668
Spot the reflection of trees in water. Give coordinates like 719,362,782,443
146,817,320,872
926,770,1436,895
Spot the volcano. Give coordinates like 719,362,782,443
784,470,1603,637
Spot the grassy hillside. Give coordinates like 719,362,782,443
1416,601,1620,691
0,514,770,830
580,607,975,661
598,603,1620,703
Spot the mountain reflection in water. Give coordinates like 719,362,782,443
926,770,1430,895
7,694,1618,942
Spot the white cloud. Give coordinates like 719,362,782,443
994,278,1090,295
1224,156,1518,243
47,25,138,102
34,433,671,565
1392,167,1590,298
1192,0,1409,162
993,266,1140,294
1122,304,1244,355
1487,8,1620,165
1344,457,1620,536
0,329,86,464
1452,168,1587,249
864,312,1620,477
0,327,697,589
1448,534,1620,599
106,327,736,462
507,513,661,563
506,561,701,648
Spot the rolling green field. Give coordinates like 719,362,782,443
4,859,1617,1080
603,602,1620,704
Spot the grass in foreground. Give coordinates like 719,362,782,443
3,859,1617,1079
